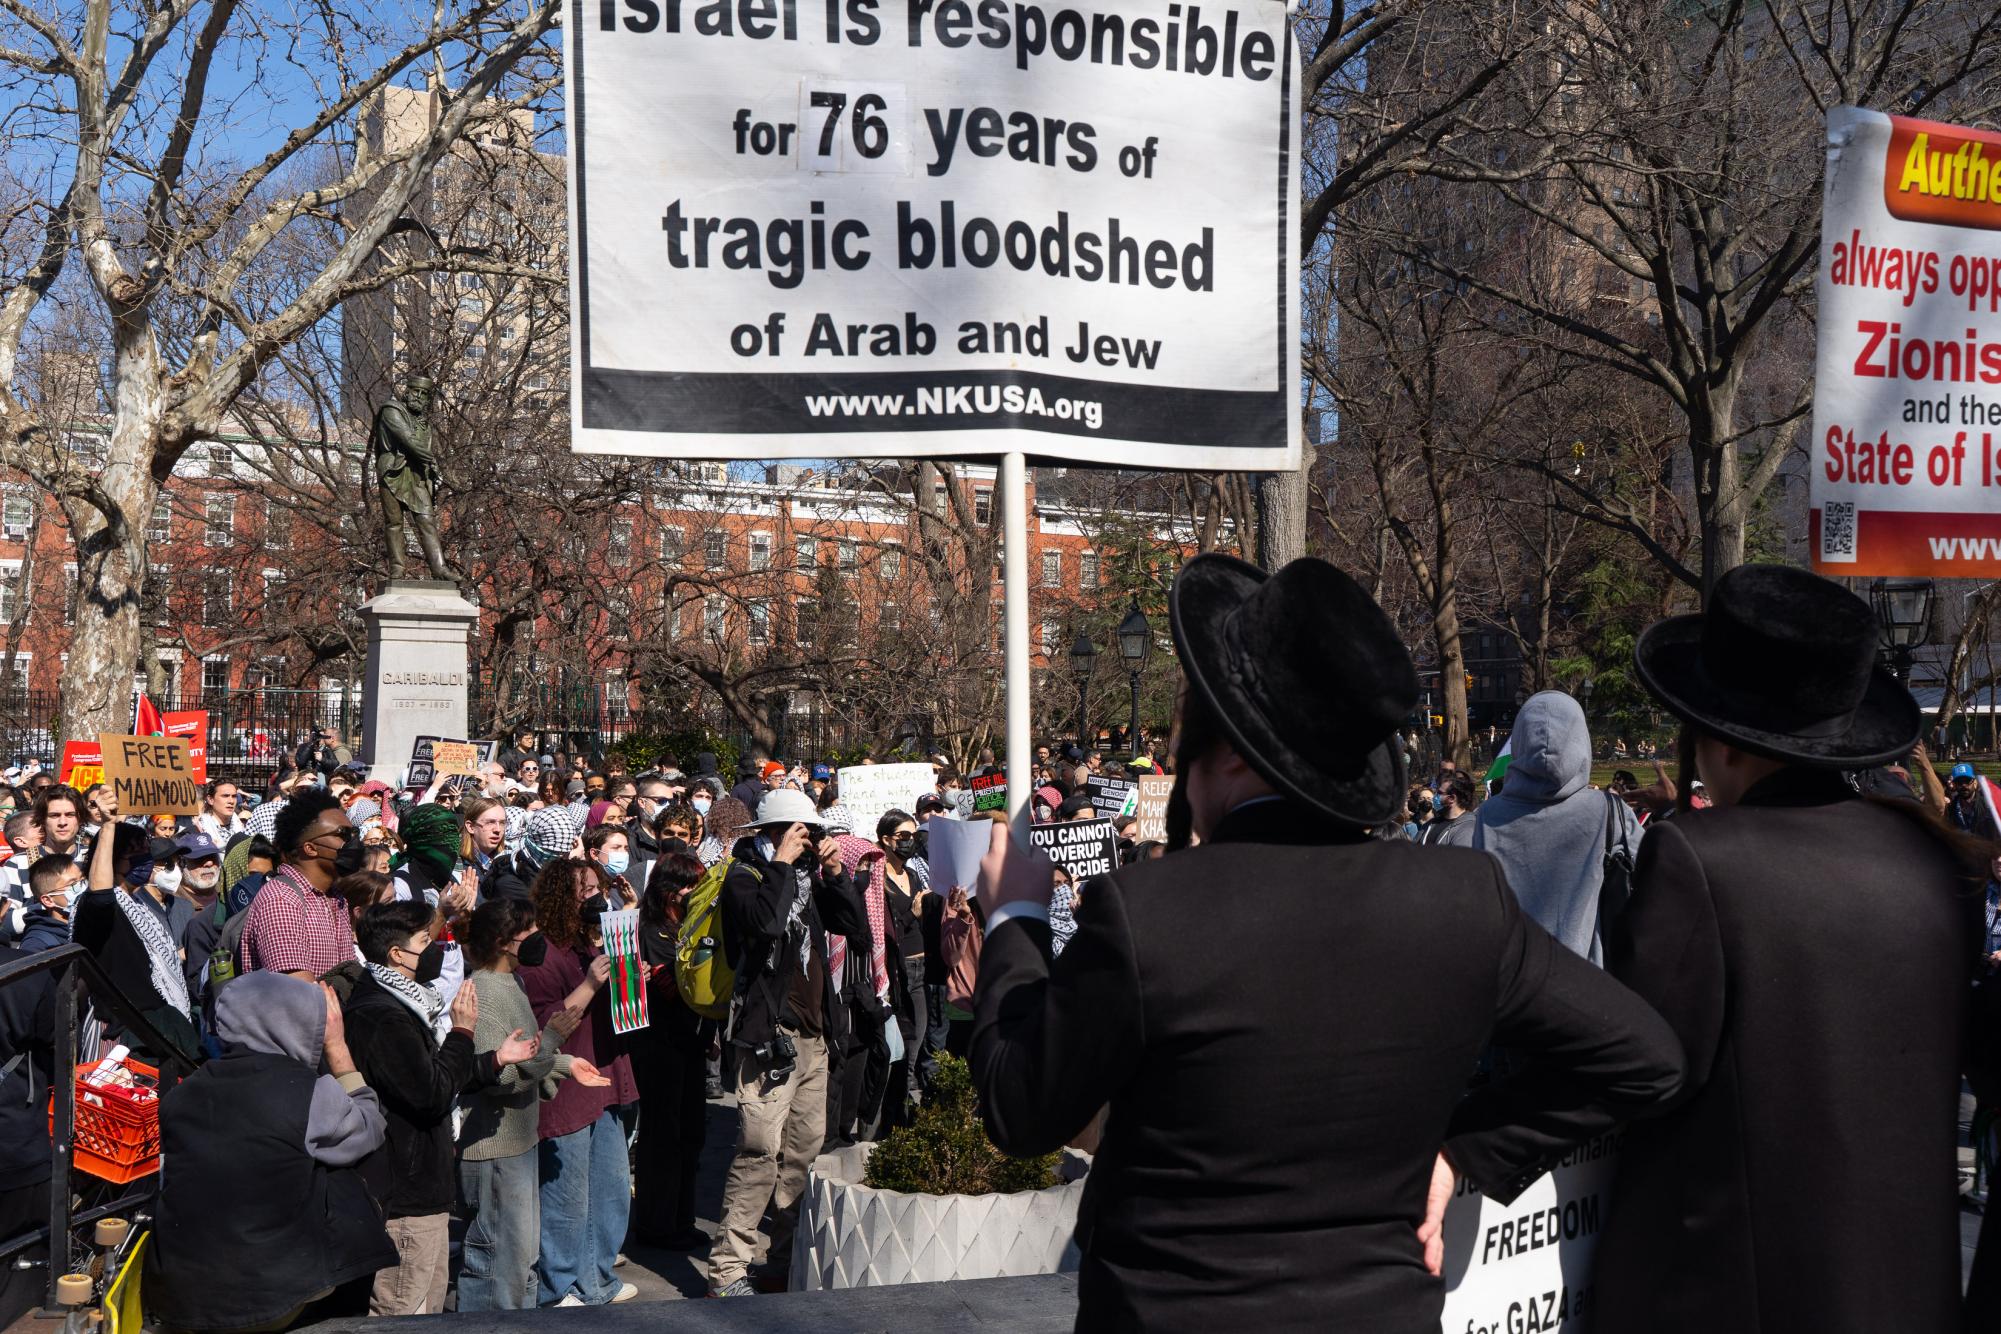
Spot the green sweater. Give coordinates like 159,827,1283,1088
457,968,574,1162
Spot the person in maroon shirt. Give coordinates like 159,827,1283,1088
518,858,639,1306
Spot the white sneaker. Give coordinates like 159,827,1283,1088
554,1294,585,1308
614,1251,629,1268
610,1282,640,1304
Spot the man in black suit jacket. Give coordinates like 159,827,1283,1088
1592,563,1987,1333
971,556,1684,1333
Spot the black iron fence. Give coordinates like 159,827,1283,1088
0,688,356,788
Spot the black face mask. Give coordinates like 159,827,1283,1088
516,932,549,968
333,829,369,876
889,836,916,858
410,940,446,985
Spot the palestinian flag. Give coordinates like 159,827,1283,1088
134,693,164,738
1485,740,1512,790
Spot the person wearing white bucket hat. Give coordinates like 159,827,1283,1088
707,787,865,1298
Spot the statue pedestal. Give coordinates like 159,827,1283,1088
359,580,478,787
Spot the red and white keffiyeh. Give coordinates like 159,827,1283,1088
834,834,890,1004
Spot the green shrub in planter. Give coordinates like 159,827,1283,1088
862,1053,1060,1196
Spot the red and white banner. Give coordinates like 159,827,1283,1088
1813,107,2001,576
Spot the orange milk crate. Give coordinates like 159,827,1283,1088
49,1058,162,1184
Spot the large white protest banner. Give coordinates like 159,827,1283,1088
1439,1135,1620,1334
836,761,936,837
1814,107,2001,575
564,0,1300,468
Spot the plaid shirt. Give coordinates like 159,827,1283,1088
241,864,354,977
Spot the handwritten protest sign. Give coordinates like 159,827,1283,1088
837,762,935,837
162,710,208,784
970,771,1008,813
1134,775,1175,842
1085,774,1136,819
430,741,479,779
98,734,201,816
60,739,103,790
1813,107,2001,574
1440,1135,1620,1334
1027,816,1119,883
564,0,1301,469
407,735,482,789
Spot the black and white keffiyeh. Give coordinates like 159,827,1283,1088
113,888,190,1018
365,962,446,1031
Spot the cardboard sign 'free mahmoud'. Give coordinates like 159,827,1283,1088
98,734,201,816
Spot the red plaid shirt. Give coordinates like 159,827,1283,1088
241,864,355,977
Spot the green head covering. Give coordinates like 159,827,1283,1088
397,803,462,886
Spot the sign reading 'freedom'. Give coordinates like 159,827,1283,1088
565,0,1301,467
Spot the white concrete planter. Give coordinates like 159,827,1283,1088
790,1142,1089,1290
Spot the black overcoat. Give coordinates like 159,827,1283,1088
971,799,1685,1333
1594,767,1982,1333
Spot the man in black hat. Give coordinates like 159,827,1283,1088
1590,563,1988,1333
969,554,1684,1332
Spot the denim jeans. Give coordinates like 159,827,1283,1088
536,1109,632,1305
458,1150,539,1311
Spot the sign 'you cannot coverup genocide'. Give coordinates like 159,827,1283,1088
1814,107,2001,575
565,0,1301,467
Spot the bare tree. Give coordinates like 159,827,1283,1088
0,0,561,737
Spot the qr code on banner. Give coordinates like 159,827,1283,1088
1821,502,1856,561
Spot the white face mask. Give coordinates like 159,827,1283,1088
62,885,83,912
153,865,184,894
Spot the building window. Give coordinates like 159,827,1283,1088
201,656,230,695
1,654,28,691
973,489,992,525
0,564,17,624
703,530,727,571
202,573,231,626
1040,617,1059,656
147,499,172,545
261,568,285,615
748,599,770,646
880,545,901,581
1040,551,1061,587
661,525,686,562
795,598,815,650
608,518,633,566
838,538,857,570
264,503,289,550
882,601,901,633
1080,550,1099,590
0,490,29,539
795,535,817,572
62,565,75,624
204,495,234,546
703,596,726,638
749,531,771,571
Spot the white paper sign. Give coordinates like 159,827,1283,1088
564,0,1301,467
836,762,937,838
923,814,991,892
1813,106,2001,575
1439,1135,1620,1334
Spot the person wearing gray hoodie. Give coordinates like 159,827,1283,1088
1434,691,1640,963
146,970,397,1331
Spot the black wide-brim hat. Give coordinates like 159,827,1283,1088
1633,563,1920,768
1170,554,1419,827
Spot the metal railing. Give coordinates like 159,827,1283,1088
0,943,197,1313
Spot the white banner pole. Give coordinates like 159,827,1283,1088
1002,451,1032,838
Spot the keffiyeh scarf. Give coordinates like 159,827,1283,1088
365,961,446,1032
113,887,190,1018
833,835,890,1004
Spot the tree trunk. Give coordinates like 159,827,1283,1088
1693,388,1747,602
60,374,161,740
1254,445,1313,571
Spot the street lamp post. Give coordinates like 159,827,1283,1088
1868,578,1936,684
1069,632,1098,753
1117,603,1151,756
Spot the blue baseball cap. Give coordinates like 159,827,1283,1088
174,830,223,862
811,764,832,781
1953,762,1978,781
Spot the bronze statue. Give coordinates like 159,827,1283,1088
370,376,461,583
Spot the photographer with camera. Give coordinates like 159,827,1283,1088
707,788,864,1299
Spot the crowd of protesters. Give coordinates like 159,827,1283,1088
4,557,2001,1329
0,719,1174,1322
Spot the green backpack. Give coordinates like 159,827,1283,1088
674,858,736,1020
